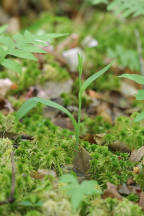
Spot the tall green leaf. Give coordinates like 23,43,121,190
16,97,78,137
119,74,144,85
79,63,112,97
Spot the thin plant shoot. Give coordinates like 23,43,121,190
16,56,112,150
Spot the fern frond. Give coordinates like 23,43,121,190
108,0,144,17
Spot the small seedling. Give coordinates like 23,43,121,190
59,174,101,211
16,55,111,150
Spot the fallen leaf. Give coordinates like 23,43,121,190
133,167,140,174
102,182,122,200
130,146,144,162
72,146,91,174
118,183,130,195
108,140,130,152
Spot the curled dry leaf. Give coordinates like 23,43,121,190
130,146,144,162
102,182,122,200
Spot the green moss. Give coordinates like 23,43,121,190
87,145,133,186
105,115,144,150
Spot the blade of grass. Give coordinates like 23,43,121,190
16,97,78,149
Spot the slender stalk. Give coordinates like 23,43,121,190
77,55,83,148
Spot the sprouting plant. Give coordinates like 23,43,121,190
119,73,144,122
0,24,67,73
16,55,111,150
59,174,101,211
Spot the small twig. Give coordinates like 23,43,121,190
0,151,16,205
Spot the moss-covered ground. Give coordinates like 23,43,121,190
1,4,144,215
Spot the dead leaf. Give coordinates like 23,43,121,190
133,167,140,174
80,133,105,145
130,146,144,162
72,146,91,174
31,169,56,180
53,117,74,131
118,183,130,195
102,182,122,200
97,102,112,124
108,140,131,152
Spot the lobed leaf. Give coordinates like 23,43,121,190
1,59,22,73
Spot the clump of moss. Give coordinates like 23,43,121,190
80,116,111,135
87,198,143,216
43,191,78,216
83,143,133,186
105,115,144,150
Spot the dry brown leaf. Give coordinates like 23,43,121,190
72,146,91,174
118,183,130,195
80,133,105,145
130,146,144,162
102,182,122,200
108,140,130,152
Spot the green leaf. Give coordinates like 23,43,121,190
8,49,37,61
0,36,15,49
1,59,22,73
119,74,144,85
80,180,101,195
79,63,112,97
0,25,8,34
59,174,101,211
135,112,144,122
136,89,144,100
87,0,108,5
16,97,77,133
0,47,8,59
15,43,47,53
59,174,78,185
78,54,83,77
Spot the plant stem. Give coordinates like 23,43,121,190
77,63,83,149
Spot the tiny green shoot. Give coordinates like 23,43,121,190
16,55,112,150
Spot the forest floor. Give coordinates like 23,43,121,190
1,8,144,216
